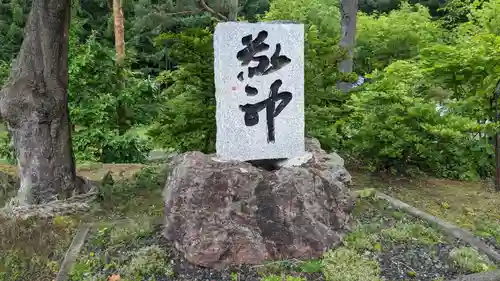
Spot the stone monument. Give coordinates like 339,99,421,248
163,22,354,269
213,22,305,161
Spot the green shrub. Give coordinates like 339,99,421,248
148,27,216,153
343,60,487,179
68,20,156,163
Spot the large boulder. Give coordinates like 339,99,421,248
163,138,355,268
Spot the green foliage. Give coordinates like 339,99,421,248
359,0,446,16
121,245,173,280
356,3,445,74
0,60,10,85
148,27,215,153
322,248,382,281
343,225,380,252
449,247,496,273
0,0,28,62
0,131,15,164
261,0,340,36
0,0,498,180
68,20,156,163
380,221,443,244
344,60,490,179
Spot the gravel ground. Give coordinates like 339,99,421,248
377,242,465,281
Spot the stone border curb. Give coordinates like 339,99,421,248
448,270,500,281
55,223,90,281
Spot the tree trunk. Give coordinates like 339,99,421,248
113,0,125,65
338,0,358,92
0,0,80,205
228,0,238,21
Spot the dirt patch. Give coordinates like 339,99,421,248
0,163,145,182
77,163,145,181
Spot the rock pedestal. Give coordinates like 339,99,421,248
163,138,355,268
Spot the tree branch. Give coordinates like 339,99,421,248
198,0,228,21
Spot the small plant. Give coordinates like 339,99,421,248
69,254,106,281
109,218,154,246
322,247,382,281
381,221,442,245
474,219,500,244
89,226,111,249
121,245,173,280
357,188,376,199
297,259,323,273
343,225,380,252
449,247,496,273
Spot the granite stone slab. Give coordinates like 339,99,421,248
214,22,305,161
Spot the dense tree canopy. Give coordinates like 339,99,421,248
0,0,498,181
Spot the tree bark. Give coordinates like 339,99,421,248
113,0,125,65
338,0,358,92
228,0,238,21
0,0,80,205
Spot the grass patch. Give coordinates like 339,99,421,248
0,163,168,281
0,216,79,281
351,171,500,239
258,259,323,275
449,247,497,273
70,218,171,281
322,247,382,281
87,164,167,221
121,245,173,279
380,221,443,245
342,224,381,252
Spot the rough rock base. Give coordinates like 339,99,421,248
164,138,355,268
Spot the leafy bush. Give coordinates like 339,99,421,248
356,2,445,74
67,20,156,163
148,27,216,153
343,60,490,179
